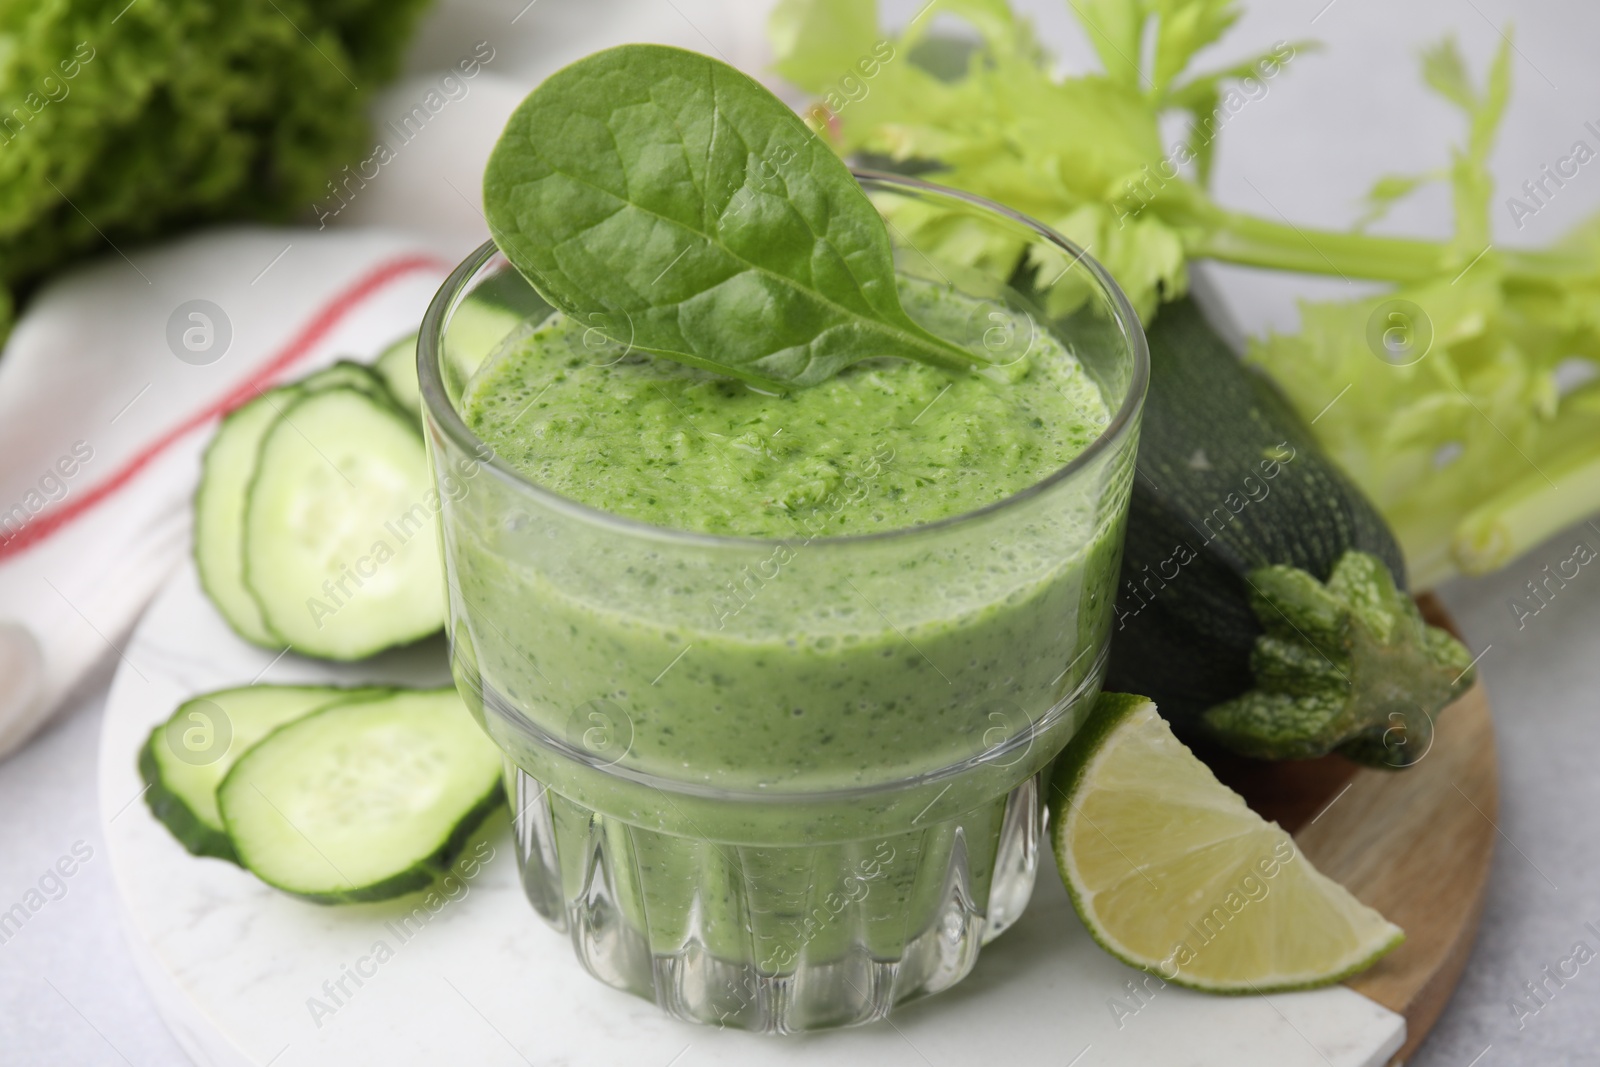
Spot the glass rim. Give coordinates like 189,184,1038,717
417,169,1150,550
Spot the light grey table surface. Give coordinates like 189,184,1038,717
4,0,1598,1063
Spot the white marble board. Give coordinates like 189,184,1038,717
98,560,1406,1067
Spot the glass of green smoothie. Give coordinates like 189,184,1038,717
419,173,1147,1033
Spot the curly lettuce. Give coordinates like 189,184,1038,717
0,0,433,333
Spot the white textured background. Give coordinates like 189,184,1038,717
3,0,1598,1063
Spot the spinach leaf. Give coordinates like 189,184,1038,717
483,44,982,390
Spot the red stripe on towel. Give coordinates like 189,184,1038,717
0,253,449,562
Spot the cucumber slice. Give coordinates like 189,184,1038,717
242,387,445,659
139,685,390,861
196,363,406,648
444,295,527,394
303,359,417,426
301,359,391,401
374,334,420,423
217,688,503,902
194,386,305,646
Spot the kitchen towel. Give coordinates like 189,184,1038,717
0,0,776,757
0,63,547,759
0,229,455,758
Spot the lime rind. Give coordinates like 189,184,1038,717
1049,692,1404,994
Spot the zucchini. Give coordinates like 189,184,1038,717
139,684,390,861
1105,297,1475,767
241,386,445,659
216,687,503,903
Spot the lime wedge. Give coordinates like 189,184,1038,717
1049,692,1403,993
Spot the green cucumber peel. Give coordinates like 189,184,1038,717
483,44,985,391
1202,550,1477,768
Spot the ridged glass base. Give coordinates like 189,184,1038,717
506,764,1043,1033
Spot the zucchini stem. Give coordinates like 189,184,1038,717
1201,551,1477,768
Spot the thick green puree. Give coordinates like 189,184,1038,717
464,282,1108,537
450,281,1126,977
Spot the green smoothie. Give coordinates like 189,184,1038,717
446,278,1129,984
463,282,1108,539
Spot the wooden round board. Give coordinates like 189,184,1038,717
1225,594,1497,1066
99,565,1492,1066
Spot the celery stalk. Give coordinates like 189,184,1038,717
1454,445,1600,575
770,0,1600,584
